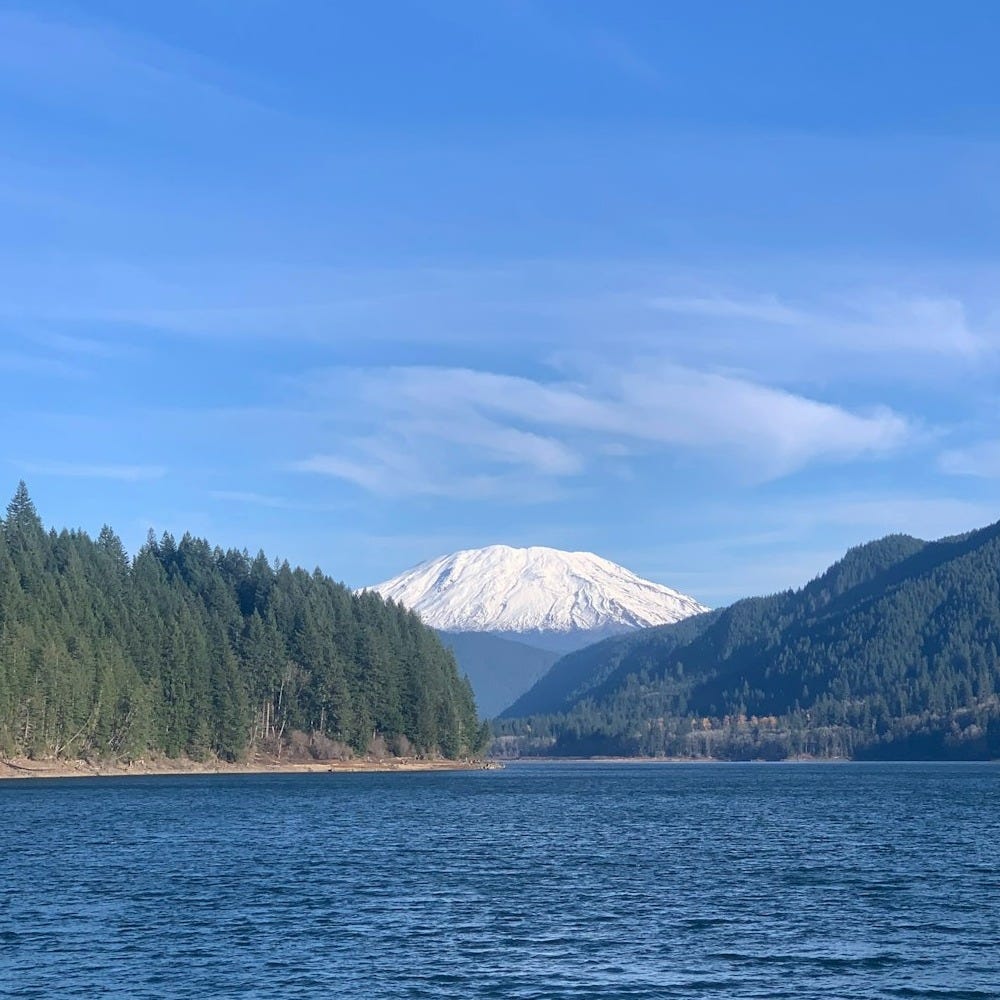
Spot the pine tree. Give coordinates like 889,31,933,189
0,483,485,762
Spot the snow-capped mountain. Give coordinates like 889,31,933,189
372,544,709,649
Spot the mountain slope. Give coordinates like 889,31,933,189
496,526,1000,760
373,544,708,638
438,631,559,719
373,544,708,714
501,610,721,718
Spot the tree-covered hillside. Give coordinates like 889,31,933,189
0,484,486,762
496,526,1000,760
500,610,721,719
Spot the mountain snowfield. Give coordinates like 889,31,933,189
372,545,709,639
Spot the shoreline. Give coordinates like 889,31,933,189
0,754,497,781
498,755,850,764
499,755,999,764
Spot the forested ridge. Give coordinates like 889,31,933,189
0,484,486,762
497,524,1000,760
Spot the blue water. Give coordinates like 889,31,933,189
1,762,998,999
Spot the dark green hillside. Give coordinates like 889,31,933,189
501,610,720,719
496,525,1000,760
0,483,485,762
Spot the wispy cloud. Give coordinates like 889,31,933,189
1,254,993,382
939,440,1000,478
0,351,86,378
207,490,346,512
651,288,990,358
208,490,296,509
291,444,566,502
28,331,136,359
0,8,272,125
291,360,910,497
406,415,582,475
650,293,806,325
851,293,987,357
382,362,907,472
22,462,167,481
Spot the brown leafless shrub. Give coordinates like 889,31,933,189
310,731,353,761
286,729,313,760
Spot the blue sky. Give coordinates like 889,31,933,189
2,0,1000,605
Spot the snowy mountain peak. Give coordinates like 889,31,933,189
371,544,709,639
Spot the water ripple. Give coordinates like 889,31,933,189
1,762,998,998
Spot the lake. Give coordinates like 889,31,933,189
1,762,998,998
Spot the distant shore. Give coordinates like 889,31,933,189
497,755,851,764
0,754,497,781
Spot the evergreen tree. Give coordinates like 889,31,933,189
0,484,483,762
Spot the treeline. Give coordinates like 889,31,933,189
0,484,486,762
496,526,1000,760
